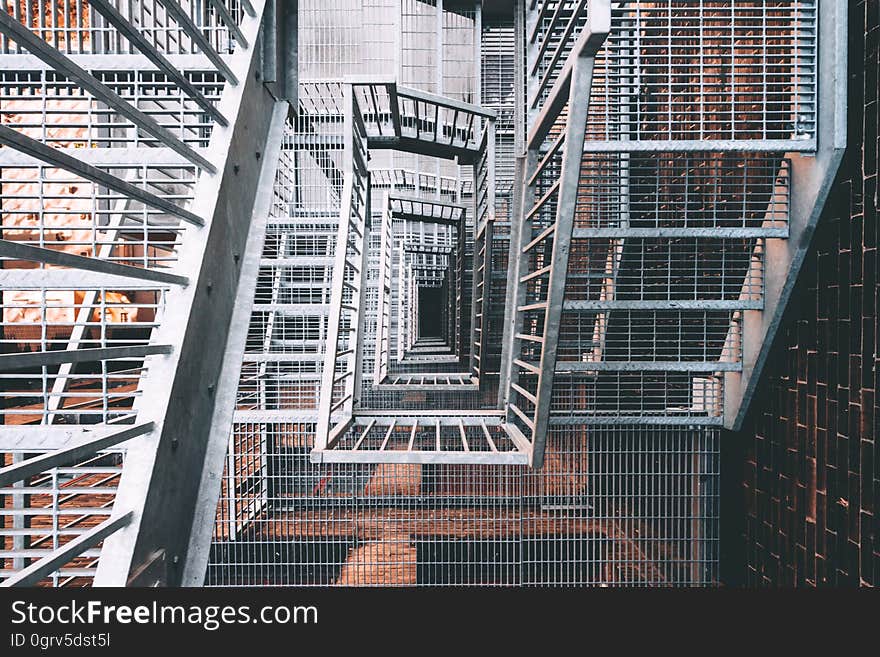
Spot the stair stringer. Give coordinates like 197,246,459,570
94,3,286,586
723,0,847,431
180,105,289,587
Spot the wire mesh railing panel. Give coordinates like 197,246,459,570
585,0,818,150
206,423,719,586
549,371,723,421
482,17,516,194
0,70,224,149
1,445,124,586
563,237,764,304
572,153,790,234
1,0,244,56
400,0,438,94
0,164,197,272
556,309,742,365
236,364,324,414
0,286,164,424
1,0,259,585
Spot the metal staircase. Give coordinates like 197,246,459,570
498,0,610,467
0,0,847,586
192,0,844,588
0,0,290,586
500,0,844,467
312,0,844,468
310,80,507,464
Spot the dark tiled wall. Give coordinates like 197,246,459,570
724,1,878,587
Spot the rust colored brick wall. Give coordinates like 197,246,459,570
724,0,878,587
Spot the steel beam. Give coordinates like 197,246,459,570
0,240,187,286
547,415,724,427
316,450,529,465
552,361,741,372
154,0,238,84
506,0,610,467
0,268,177,290
181,103,288,587
724,0,847,430
498,156,527,408
563,300,764,311
396,84,497,119
571,228,790,239
0,54,214,71
0,424,153,488
0,10,215,172
260,0,298,102
580,139,818,153
87,0,228,127
0,126,205,226
373,193,393,385
0,345,172,371
368,135,482,163
0,426,133,451
314,83,364,453
1,513,132,587
93,1,278,587
0,147,198,167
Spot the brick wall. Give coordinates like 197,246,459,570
724,1,878,587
